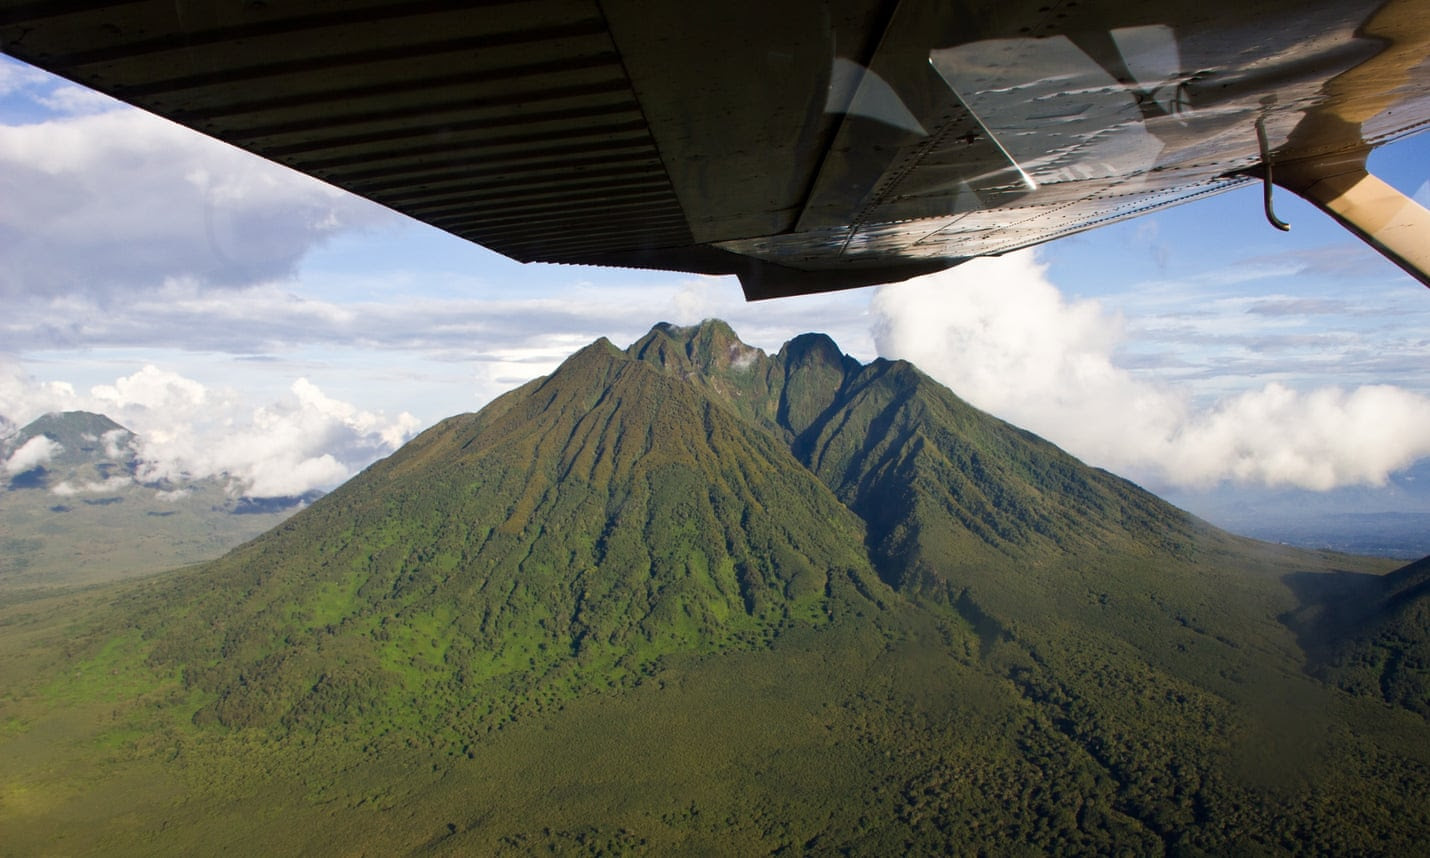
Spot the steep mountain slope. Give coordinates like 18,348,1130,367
140,339,887,735
628,323,1215,602
1,322,1425,855
0,411,314,589
1286,555,1430,716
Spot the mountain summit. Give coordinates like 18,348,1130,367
5,321,1427,854
628,321,1206,591
2,410,134,489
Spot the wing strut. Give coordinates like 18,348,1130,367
1271,149,1430,288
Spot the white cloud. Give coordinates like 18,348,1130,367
0,362,76,416
101,428,133,459
90,365,207,413
51,476,132,496
0,58,50,97
113,372,420,498
2,266,872,367
871,252,1430,490
0,106,392,301
1158,384,1430,490
4,435,61,474
37,83,122,116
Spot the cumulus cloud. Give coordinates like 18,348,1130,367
4,435,62,474
0,362,77,416
90,364,207,414
52,476,133,496
0,362,418,497
36,83,121,116
100,428,133,459
871,253,1430,490
107,370,420,498
0,59,52,98
162,377,422,497
1158,384,1430,489
0,266,879,370
0,106,392,301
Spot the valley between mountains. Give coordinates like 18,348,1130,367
1,320,1426,855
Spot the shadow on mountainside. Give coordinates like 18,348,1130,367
1281,557,1430,717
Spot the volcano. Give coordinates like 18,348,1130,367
2,321,1426,855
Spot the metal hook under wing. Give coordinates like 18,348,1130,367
1272,148,1430,289
1256,119,1291,231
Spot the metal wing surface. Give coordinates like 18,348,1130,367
2,0,1427,299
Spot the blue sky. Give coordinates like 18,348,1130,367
2,54,1428,512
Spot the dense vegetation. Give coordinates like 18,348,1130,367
1284,555,1430,716
1,321,1426,855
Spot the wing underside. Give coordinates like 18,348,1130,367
2,0,1427,298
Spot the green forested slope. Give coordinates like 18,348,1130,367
1,321,1426,856
1286,555,1430,716
133,338,885,739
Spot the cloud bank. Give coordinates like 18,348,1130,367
0,363,418,497
871,253,1430,490
0,100,391,302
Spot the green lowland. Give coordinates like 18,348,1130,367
0,411,316,591
1,321,1426,855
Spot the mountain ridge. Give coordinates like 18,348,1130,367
626,321,1212,595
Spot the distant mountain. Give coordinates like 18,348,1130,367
3,323,1427,855
7,409,131,464
0,410,318,589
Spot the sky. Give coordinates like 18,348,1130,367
1,54,1428,511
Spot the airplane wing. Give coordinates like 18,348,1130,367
2,0,1427,299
